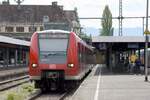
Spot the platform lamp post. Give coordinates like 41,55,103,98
145,0,149,82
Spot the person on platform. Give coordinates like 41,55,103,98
135,58,141,74
129,54,137,73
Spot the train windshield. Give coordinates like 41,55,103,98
38,33,69,64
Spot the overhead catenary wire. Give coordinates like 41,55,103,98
79,16,149,19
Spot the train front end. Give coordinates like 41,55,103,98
29,30,77,91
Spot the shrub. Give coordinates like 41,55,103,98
6,92,24,100
21,83,34,93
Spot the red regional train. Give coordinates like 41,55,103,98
29,30,95,91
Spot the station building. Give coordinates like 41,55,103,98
0,35,29,68
0,1,80,41
92,36,149,72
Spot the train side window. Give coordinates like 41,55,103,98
81,44,84,63
83,46,86,63
78,43,81,62
86,48,89,63
87,49,90,63
85,48,87,63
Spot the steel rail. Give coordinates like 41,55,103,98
0,75,30,91
0,75,29,85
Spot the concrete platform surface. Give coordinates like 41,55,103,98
71,64,150,100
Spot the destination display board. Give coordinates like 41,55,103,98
39,33,69,39
128,43,139,49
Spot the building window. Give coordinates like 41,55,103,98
29,27,37,32
16,27,24,32
5,27,13,32
40,27,43,31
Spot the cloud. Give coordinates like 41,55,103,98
123,0,146,16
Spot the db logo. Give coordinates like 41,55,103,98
49,64,56,69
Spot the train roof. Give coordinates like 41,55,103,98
37,30,70,34
0,35,30,46
73,33,93,51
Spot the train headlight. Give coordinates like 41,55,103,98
68,63,74,68
32,63,37,68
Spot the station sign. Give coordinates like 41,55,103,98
128,43,139,49
39,33,69,39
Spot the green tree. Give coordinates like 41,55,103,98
100,5,113,36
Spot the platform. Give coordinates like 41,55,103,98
71,64,150,100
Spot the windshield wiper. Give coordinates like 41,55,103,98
47,53,56,56
41,51,66,57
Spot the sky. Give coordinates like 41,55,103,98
0,0,149,35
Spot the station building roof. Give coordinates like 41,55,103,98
92,36,150,51
0,35,30,46
92,36,148,43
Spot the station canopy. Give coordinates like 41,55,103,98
92,36,150,51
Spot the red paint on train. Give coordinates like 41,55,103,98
29,30,94,91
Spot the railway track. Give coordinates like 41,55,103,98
28,80,85,100
30,91,67,100
28,68,93,100
0,67,28,81
0,75,30,91
29,88,76,100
